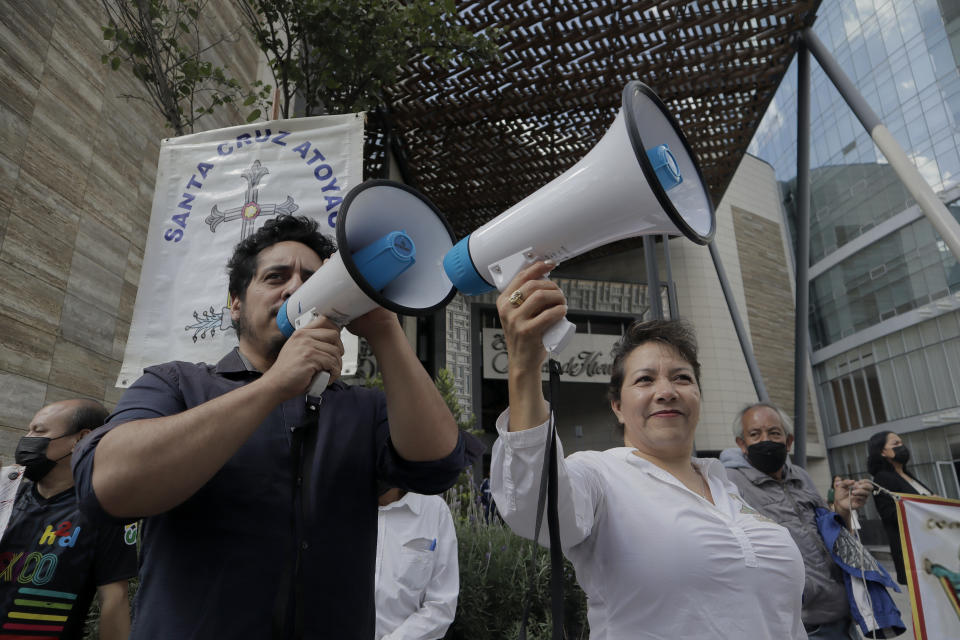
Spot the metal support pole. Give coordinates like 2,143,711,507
643,235,663,320
802,28,960,265
708,241,770,403
661,234,679,318
793,40,811,469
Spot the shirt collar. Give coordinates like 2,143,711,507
214,347,252,374
617,448,722,479
379,491,422,515
28,481,75,505
778,460,803,483
213,346,350,392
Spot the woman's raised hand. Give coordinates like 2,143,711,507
496,261,568,373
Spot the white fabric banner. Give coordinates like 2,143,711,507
0,466,23,541
896,494,960,639
118,114,365,387
482,328,617,382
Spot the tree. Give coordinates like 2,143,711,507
433,367,477,432
365,368,477,432
234,0,500,118
100,0,269,134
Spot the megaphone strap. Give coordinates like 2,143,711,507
520,359,565,640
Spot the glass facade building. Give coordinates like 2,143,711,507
747,0,960,505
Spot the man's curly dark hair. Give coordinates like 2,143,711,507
226,215,336,300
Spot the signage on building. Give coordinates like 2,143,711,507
482,329,617,382
117,114,364,387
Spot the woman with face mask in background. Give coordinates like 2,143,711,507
866,431,935,585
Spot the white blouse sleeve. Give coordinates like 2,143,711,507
489,407,602,550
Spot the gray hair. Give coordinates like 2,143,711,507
732,403,794,440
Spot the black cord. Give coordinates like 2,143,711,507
519,359,565,640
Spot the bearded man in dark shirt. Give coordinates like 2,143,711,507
72,216,466,639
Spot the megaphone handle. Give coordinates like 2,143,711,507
489,248,578,354
543,318,576,354
307,370,332,398
294,307,337,398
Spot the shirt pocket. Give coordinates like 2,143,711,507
397,538,435,591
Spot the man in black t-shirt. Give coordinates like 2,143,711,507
0,399,137,640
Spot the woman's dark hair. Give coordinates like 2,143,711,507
606,318,701,406
866,430,897,476
226,215,336,299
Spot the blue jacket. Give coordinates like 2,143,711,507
815,507,906,638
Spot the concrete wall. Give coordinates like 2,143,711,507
708,154,830,492
0,0,260,459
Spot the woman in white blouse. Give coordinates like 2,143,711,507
490,261,806,640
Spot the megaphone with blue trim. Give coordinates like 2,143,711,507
276,180,457,396
443,81,716,353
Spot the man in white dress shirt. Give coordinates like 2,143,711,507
375,487,459,640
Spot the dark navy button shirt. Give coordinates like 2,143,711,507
72,348,466,640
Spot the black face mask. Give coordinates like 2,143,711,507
892,445,910,465
746,441,788,474
15,435,72,482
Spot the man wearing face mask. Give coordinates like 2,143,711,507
0,399,137,640
720,403,873,640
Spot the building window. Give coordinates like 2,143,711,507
818,312,960,433
810,206,960,349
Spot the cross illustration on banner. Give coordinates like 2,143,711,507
186,159,300,342
204,159,299,240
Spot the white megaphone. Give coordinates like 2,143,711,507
443,81,716,353
276,180,457,396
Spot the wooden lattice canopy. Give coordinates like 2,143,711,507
366,0,820,255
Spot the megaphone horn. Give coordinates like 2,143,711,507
277,180,457,396
443,81,716,353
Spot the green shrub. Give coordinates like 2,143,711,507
82,577,138,639
365,368,478,432
444,483,588,639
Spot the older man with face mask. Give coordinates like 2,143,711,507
720,403,874,640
